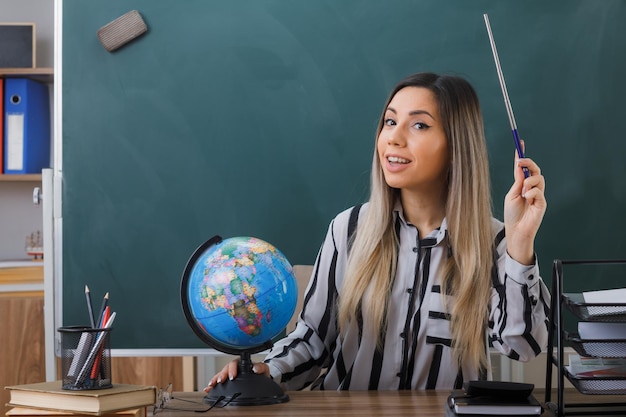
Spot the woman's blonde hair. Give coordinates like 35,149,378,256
337,72,494,371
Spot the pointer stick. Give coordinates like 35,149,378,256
483,13,530,178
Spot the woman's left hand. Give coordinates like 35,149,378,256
504,145,547,265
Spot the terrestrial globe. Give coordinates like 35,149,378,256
181,235,298,406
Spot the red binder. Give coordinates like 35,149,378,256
0,78,4,173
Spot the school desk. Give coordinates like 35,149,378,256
150,388,626,416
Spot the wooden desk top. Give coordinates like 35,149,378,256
155,390,447,416
152,389,626,417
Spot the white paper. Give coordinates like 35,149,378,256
578,322,626,340
582,287,626,317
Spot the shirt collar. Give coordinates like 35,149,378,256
393,200,449,247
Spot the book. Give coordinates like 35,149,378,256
447,389,543,416
5,381,156,416
5,407,146,417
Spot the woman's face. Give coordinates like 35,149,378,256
377,86,450,195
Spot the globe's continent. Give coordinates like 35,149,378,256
187,237,297,351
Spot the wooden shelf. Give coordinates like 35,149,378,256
0,174,42,182
0,264,43,286
0,67,53,83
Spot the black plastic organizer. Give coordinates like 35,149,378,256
545,259,626,416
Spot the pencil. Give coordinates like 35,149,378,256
96,292,109,328
85,285,96,328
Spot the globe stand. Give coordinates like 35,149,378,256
203,351,289,406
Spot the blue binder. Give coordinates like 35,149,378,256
3,78,51,174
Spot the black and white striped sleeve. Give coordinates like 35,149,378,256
488,225,551,362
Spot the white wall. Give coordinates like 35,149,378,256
0,0,54,261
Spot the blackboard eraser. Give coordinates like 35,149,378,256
97,10,147,52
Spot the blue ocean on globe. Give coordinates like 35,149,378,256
186,236,298,351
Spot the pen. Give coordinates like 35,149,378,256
85,285,96,328
483,13,530,178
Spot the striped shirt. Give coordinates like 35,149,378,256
265,203,550,390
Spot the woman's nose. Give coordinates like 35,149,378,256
387,131,405,146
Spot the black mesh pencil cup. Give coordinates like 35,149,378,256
58,325,113,390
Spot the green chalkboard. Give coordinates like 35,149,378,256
62,0,626,349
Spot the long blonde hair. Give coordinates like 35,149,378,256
337,72,494,371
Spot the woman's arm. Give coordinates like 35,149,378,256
489,230,550,361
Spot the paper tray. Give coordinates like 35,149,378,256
566,332,626,358
565,369,626,395
563,293,626,322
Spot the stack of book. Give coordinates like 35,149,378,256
446,380,543,416
4,381,156,417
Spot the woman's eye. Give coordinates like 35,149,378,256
384,118,396,126
414,122,430,130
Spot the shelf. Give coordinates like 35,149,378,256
565,369,626,395
564,293,626,322
0,263,43,285
546,259,626,416
566,331,626,358
0,67,53,83
0,174,42,182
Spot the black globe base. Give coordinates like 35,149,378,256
203,352,289,406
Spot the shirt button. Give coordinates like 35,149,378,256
528,274,535,280
530,296,538,306
412,247,418,253
400,332,406,339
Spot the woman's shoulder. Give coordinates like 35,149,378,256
332,203,369,227
327,203,369,242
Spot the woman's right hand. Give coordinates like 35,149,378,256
203,359,271,393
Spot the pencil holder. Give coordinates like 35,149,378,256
58,326,113,390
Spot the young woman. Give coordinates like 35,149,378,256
206,72,549,391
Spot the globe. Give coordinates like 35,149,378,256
180,235,298,406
